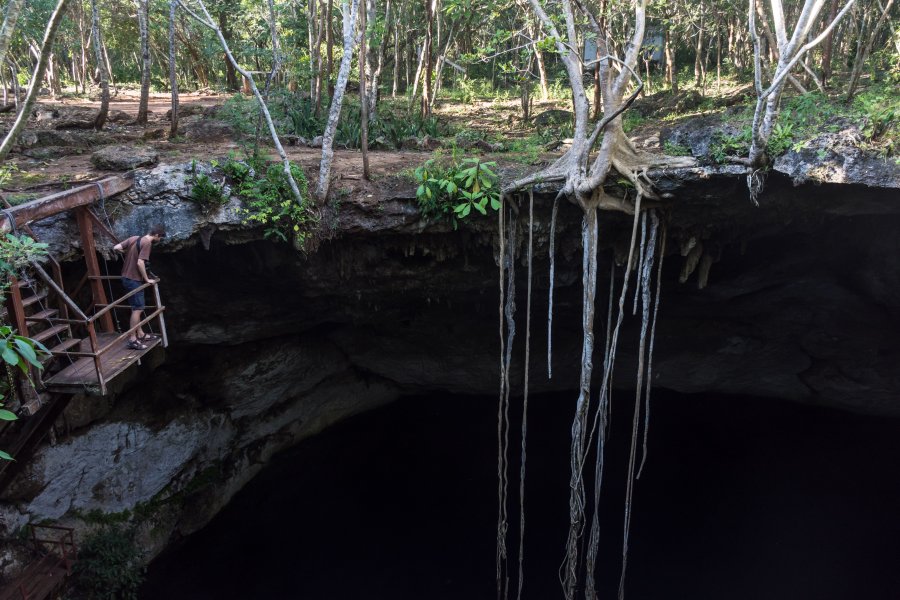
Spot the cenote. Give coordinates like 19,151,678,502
3,121,900,600
141,390,900,599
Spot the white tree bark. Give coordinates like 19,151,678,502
315,0,360,201
0,0,26,71
745,0,857,201
91,0,110,130
0,0,71,162
136,0,151,125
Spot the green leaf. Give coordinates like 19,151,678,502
0,410,16,421
13,339,39,367
461,204,471,217
490,197,502,210
416,184,425,198
0,450,13,461
474,201,487,215
1,346,17,366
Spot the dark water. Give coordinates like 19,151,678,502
142,391,900,600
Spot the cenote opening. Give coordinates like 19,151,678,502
142,389,900,600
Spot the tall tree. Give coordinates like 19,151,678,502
91,0,110,130
0,0,26,71
316,0,361,200
177,0,305,205
745,0,857,200
136,0,152,125
0,0,72,162
169,0,180,138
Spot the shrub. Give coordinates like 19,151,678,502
73,526,145,600
228,157,317,246
415,157,501,227
188,161,226,207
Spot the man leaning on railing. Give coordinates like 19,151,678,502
113,225,165,350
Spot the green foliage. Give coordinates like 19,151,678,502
74,526,145,600
710,127,752,163
766,122,795,156
189,161,226,207
415,158,501,226
853,84,900,156
662,140,692,156
227,157,317,246
1,326,48,376
0,235,49,291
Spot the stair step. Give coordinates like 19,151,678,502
46,337,81,356
21,292,47,308
26,308,59,323
31,325,70,345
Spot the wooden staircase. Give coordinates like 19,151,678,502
0,176,168,496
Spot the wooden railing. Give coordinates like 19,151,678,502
29,266,167,396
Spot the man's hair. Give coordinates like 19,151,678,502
149,225,167,238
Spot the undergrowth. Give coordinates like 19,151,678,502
415,157,501,227
224,154,318,247
73,525,145,600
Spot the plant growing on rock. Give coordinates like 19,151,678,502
227,157,317,248
74,525,145,600
414,158,500,226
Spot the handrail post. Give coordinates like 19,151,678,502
75,207,113,333
86,322,106,395
153,283,168,348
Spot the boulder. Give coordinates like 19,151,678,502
166,104,205,120
182,119,235,142
91,144,160,171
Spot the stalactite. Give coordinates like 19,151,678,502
516,189,534,600
547,195,560,379
638,222,667,479
618,210,660,600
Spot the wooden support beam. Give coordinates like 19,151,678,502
75,208,113,333
0,176,132,233
4,275,28,336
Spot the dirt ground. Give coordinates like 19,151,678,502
0,89,555,200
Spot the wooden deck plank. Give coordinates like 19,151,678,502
43,333,161,394
0,561,68,600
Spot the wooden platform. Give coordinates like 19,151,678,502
0,560,69,600
43,333,162,395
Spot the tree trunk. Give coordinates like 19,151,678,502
392,20,400,97
820,0,840,86
219,10,238,90
179,0,305,207
694,1,705,87
0,0,26,70
665,28,677,92
534,30,549,101
308,0,319,110
359,2,370,180
0,0,71,161
169,0,179,138
422,0,434,117
846,0,894,99
91,0,110,130
326,0,335,97
317,0,360,201
136,0,151,125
